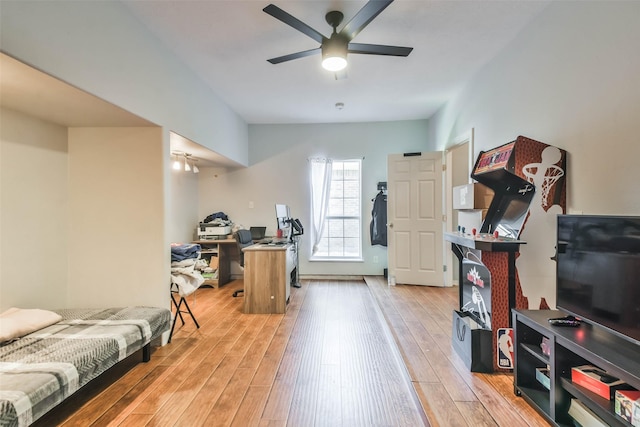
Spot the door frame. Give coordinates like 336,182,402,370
444,128,474,287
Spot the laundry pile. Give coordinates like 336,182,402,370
170,243,205,297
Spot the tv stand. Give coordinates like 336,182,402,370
513,309,640,426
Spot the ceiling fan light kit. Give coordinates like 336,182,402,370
171,152,200,174
322,37,348,71
264,0,412,73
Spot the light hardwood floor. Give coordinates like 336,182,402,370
35,278,549,426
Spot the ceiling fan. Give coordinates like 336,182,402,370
263,0,413,72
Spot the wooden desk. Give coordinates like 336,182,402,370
243,243,295,314
193,239,236,288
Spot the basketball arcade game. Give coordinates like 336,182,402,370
445,136,567,371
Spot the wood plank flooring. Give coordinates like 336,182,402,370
34,278,550,426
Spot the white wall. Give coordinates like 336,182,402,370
1,0,245,311
199,120,432,276
0,109,69,310
0,0,248,167
1,111,176,311
169,165,200,244
428,1,640,308
67,127,167,308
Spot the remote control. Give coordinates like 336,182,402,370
548,316,581,327
582,368,619,384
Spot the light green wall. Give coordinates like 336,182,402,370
3,0,639,301
198,120,431,277
430,2,640,213
428,1,640,308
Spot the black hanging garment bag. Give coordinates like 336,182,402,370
370,191,387,246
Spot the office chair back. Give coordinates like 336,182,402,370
235,229,253,267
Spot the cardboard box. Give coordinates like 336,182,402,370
452,183,494,210
208,255,219,270
457,210,484,234
571,365,630,400
615,389,640,425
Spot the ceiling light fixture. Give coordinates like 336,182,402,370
184,153,192,172
335,102,344,110
171,152,200,173
321,17,348,72
322,36,347,71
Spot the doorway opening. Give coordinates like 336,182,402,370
444,129,474,287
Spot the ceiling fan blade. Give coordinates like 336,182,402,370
348,43,413,56
263,4,326,44
267,47,322,64
339,0,393,41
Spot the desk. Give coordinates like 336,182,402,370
193,239,235,288
243,243,295,314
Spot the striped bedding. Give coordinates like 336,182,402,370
0,307,171,426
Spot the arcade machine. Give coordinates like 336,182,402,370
445,135,567,371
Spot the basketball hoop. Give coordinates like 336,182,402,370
523,164,564,207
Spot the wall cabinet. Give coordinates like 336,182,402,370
513,309,640,426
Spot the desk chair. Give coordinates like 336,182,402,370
232,229,253,297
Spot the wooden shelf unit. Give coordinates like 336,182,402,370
193,239,235,288
513,309,640,426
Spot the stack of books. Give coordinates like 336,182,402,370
568,399,607,427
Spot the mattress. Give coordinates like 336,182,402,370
0,306,171,426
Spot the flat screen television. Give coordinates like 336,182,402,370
556,214,640,344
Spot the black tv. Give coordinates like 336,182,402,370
556,214,640,344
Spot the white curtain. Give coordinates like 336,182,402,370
310,158,332,254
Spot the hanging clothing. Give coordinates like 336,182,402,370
370,191,387,246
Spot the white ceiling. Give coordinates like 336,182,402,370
0,53,154,128
121,0,551,124
0,53,237,167
1,1,550,167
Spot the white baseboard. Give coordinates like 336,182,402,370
300,274,365,281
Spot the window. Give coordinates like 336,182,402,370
310,159,362,260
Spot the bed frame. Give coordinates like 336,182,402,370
0,306,171,426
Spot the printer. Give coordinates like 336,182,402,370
197,222,231,239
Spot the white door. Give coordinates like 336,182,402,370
387,152,443,286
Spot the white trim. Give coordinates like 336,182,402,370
444,128,475,287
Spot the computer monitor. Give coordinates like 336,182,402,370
249,226,266,241
275,203,290,232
